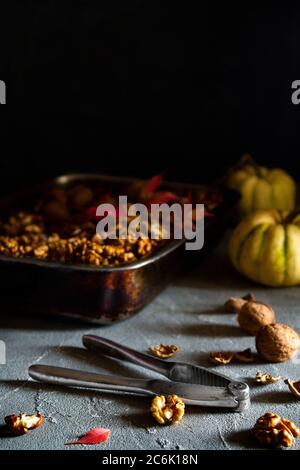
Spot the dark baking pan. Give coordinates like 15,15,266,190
0,174,238,324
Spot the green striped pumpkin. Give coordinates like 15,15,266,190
226,156,296,216
229,210,300,287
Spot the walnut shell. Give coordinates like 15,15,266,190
238,301,276,335
256,323,300,363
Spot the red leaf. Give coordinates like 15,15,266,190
204,211,215,218
85,206,126,220
187,191,193,204
149,191,179,204
98,193,111,203
143,173,164,196
66,427,110,446
85,206,98,220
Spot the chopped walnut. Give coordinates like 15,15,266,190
252,412,300,448
284,379,300,398
5,413,43,435
151,395,185,425
255,372,282,384
235,348,255,363
210,351,235,365
149,344,180,359
0,210,162,267
34,245,49,259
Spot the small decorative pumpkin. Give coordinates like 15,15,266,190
226,155,296,216
229,210,300,287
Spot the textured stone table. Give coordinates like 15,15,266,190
1,241,300,451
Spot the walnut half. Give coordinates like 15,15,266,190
210,348,255,365
252,412,300,448
210,351,235,365
151,395,185,425
5,413,43,435
285,379,300,398
255,372,282,385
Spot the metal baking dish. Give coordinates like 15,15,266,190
0,174,238,324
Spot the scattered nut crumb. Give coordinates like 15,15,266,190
151,395,185,425
210,351,235,365
149,344,180,359
5,413,43,435
235,348,255,363
252,412,300,448
255,372,282,384
284,379,300,398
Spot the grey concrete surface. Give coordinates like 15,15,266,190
0,241,300,450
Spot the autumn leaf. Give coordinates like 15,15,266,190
143,173,164,196
66,427,111,446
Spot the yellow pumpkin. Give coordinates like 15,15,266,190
229,210,300,287
226,155,296,216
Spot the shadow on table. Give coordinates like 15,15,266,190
226,429,260,450
121,411,156,429
0,424,16,438
0,378,148,409
0,310,105,332
251,390,297,405
57,345,152,379
177,322,244,337
173,253,252,291
143,320,246,339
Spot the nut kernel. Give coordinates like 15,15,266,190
151,395,185,425
149,344,180,359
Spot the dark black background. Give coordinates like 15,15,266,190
2,2,300,193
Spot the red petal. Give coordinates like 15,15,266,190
143,173,164,196
66,428,110,445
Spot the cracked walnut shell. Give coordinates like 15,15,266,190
238,301,276,335
5,413,43,435
252,412,300,448
235,348,255,363
151,395,185,425
256,323,300,363
149,344,180,359
210,348,255,365
285,379,300,398
210,351,235,365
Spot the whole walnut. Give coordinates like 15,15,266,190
44,201,70,222
238,301,276,335
256,323,300,363
68,185,93,209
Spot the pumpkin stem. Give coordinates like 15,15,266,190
218,154,258,186
283,207,300,224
